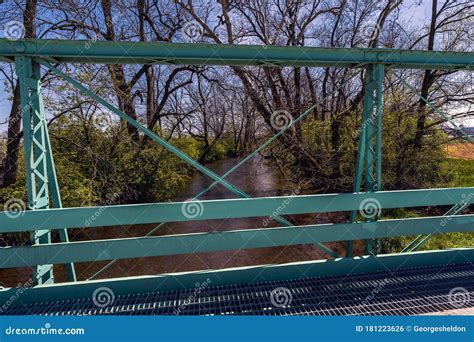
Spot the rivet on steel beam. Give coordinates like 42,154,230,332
14,43,26,53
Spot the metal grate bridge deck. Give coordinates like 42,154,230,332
3,262,473,316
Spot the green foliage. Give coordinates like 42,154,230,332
423,232,474,250
301,118,335,180
419,157,474,251
113,134,199,203
298,103,472,254
381,109,448,190
440,158,474,188
0,118,215,246
299,106,449,192
0,118,220,209
381,158,474,253
380,238,404,254
196,135,237,163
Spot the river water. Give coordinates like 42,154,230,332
1,157,352,286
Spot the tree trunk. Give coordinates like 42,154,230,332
293,67,303,141
101,0,140,142
413,0,438,149
304,68,318,119
2,0,38,186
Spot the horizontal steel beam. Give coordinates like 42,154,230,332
33,57,334,258
1,247,472,305
1,214,472,268
0,187,471,232
1,39,473,70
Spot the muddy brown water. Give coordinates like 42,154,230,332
0,157,359,287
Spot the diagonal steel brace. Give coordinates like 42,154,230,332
38,59,340,266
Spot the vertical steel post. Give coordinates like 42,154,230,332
373,64,384,254
375,65,384,193
347,64,384,257
346,127,366,257
364,66,375,254
15,57,76,284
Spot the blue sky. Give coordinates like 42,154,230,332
0,0,471,129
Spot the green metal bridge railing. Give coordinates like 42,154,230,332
0,188,473,268
0,39,472,301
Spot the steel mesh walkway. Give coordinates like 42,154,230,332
4,262,473,315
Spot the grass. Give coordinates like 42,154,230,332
384,152,474,253
440,157,474,188
419,156,474,251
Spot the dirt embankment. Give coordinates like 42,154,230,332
446,143,474,160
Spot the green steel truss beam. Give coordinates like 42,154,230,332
0,248,472,305
347,64,384,256
403,201,471,253
37,59,338,258
88,69,365,279
0,39,473,70
1,215,473,269
0,187,471,233
1,214,472,269
87,68,365,279
2,39,473,290
364,64,384,254
15,57,76,284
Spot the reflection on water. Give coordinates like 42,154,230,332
176,156,291,200
171,156,301,234
1,156,351,286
